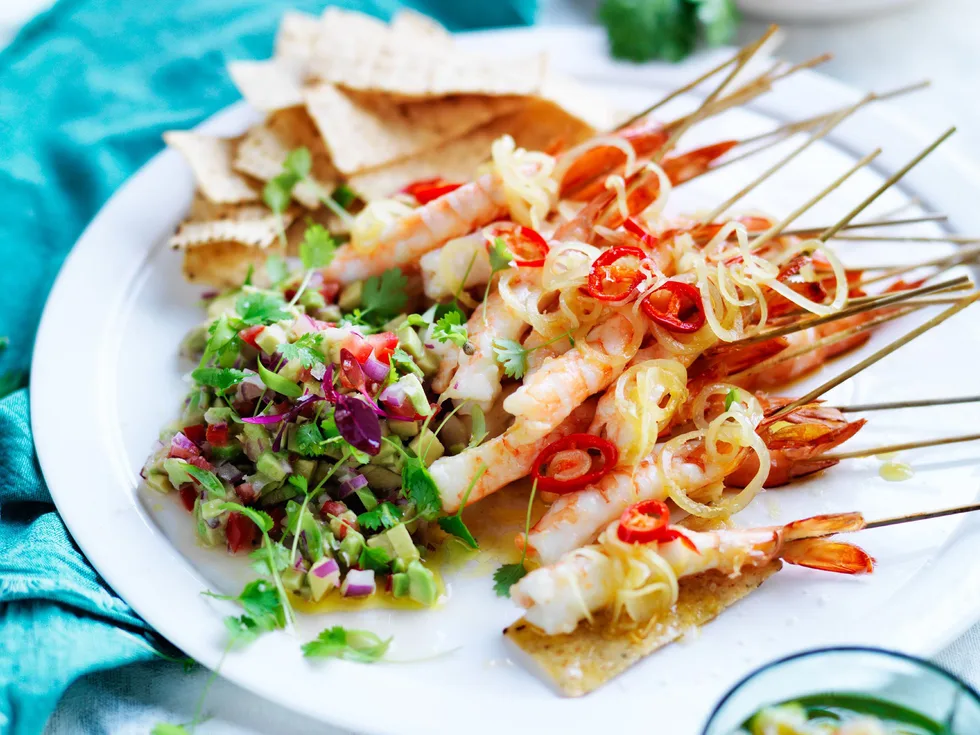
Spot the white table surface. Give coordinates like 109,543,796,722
3,0,977,732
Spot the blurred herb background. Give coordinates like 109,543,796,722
598,0,740,61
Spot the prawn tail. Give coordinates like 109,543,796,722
662,141,738,185
782,512,867,542
780,538,875,575
697,338,791,380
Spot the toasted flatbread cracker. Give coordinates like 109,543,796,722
389,9,453,48
182,240,284,288
504,562,782,697
304,83,520,175
228,60,305,112
274,11,322,66
164,132,258,204
233,107,337,209
169,214,285,251
185,194,267,224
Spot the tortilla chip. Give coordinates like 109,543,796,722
182,240,284,288
389,9,453,48
274,11,322,66
233,107,338,209
305,83,520,175
169,214,286,251
228,60,305,112
164,132,258,204
504,562,782,697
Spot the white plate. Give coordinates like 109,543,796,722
32,26,980,735
736,0,923,22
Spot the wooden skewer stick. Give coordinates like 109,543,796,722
835,234,980,244
780,215,948,239
767,292,980,419
864,503,980,531
735,275,971,346
856,245,980,287
845,278,973,306
828,395,980,413
822,432,980,461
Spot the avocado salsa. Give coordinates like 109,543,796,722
741,694,947,735
141,256,471,611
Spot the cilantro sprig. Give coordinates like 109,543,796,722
598,0,738,63
360,267,409,322
236,290,291,326
492,330,576,380
263,148,357,238
493,478,538,597
358,502,403,532
301,625,391,662
287,223,338,307
482,237,514,328
437,464,486,549
277,332,327,368
431,311,469,349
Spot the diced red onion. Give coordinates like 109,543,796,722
310,558,340,587
216,462,245,485
379,384,424,421
362,355,390,382
170,432,199,459
293,314,318,337
339,473,368,497
237,373,266,402
341,569,376,597
310,362,327,381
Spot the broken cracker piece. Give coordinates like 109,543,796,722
164,131,258,204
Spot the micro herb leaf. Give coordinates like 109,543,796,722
301,626,391,663
492,563,528,597
361,268,408,319
218,501,273,534
432,311,468,348
191,367,247,392
236,290,290,326
300,223,337,271
278,332,326,368
390,347,423,378
401,456,442,521
436,463,485,549
491,338,527,380
331,184,358,210
284,147,312,180
488,236,514,273
294,422,326,457
358,545,392,572
185,465,226,498
357,502,403,532
724,388,739,412
266,254,289,285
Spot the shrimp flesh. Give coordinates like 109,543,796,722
420,232,492,301
512,512,871,635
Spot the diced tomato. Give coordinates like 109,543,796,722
234,483,258,504
169,436,199,461
268,506,286,541
239,325,265,349
206,423,229,447
320,282,341,304
341,333,373,363
182,424,207,445
179,484,198,512
284,288,297,302
226,512,258,553
187,455,215,473
366,331,398,364
321,500,348,518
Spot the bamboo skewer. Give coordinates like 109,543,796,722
767,292,980,419
834,234,980,245
828,395,980,413
822,432,980,461
855,245,980,288
780,214,947,239
864,503,980,531
845,278,973,306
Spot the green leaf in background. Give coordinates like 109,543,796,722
693,0,739,46
598,0,737,63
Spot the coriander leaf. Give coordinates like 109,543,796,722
243,264,255,287
301,625,391,663
287,475,309,495
724,388,739,412
206,578,285,646
266,254,289,285
294,422,326,457
300,223,338,271
488,236,514,273
493,563,527,598
185,465,227,498
236,291,290,326
278,333,326,368
491,338,527,380
358,545,392,572
692,0,739,46
358,502,403,532
406,314,430,328
401,456,442,521
361,268,408,319
151,724,191,735
284,147,312,180
263,174,296,215
432,311,468,348
331,184,358,210
390,347,423,378
598,0,698,63
248,541,291,577
437,515,478,549
219,502,273,534
223,614,265,648
191,367,247,392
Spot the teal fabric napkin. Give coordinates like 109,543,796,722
0,1,536,732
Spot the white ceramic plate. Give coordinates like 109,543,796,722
736,0,922,23
32,26,980,735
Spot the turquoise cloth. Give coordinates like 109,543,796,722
0,1,535,732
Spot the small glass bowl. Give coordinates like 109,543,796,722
702,646,980,734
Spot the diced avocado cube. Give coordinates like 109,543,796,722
385,524,420,563
317,304,342,323
278,358,303,383
388,419,419,438
204,407,235,425
406,560,438,606
392,557,407,574
409,429,444,466
241,423,271,461
384,314,408,332
206,293,238,320
257,482,296,506
299,289,326,311
162,458,193,487
339,529,365,566
143,470,173,494
360,466,402,491
390,374,431,418
391,572,411,598
196,514,224,547
338,281,363,311
256,451,289,482
293,458,316,481
395,323,425,360
281,566,306,592
255,324,288,355
370,437,404,469
367,532,395,557
308,557,341,601
355,488,378,512
210,444,242,462
182,388,210,425
180,322,210,357
329,510,359,537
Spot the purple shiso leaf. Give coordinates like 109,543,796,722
334,394,382,456
341,569,376,597
271,393,325,452
362,355,390,383
241,412,287,425
321,364,338,403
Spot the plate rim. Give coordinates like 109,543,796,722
31,25,980,733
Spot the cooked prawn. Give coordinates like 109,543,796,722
512,512,871,635
420,232,491,301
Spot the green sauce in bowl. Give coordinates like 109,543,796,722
741,693,946,734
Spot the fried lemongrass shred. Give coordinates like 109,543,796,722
489,134,558,230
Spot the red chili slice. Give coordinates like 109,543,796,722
617,499,670,544
641,280,706,334
587,245,646,302
178,484,198,513
402,177,464,204
531,433,618,493
623,217,659,249
483,222,549,267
